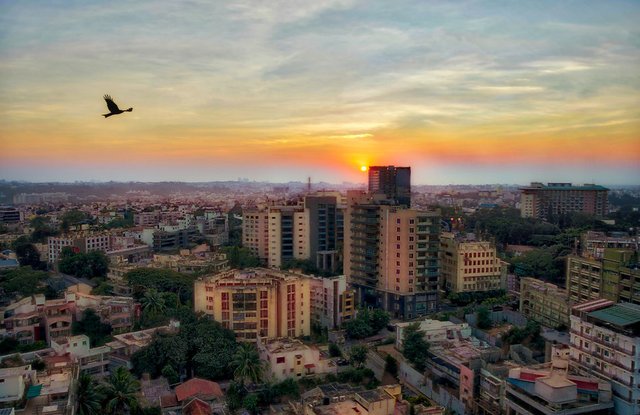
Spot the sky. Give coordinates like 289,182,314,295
0,0,639,185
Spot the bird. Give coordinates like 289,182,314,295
102,94,133,118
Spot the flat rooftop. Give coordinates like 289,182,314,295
588,303,640,327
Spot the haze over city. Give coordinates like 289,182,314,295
1,1,639,184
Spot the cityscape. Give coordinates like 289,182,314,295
1,2,640,415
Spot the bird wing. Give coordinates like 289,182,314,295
104,94,121,113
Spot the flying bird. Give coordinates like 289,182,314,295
102,95,133,118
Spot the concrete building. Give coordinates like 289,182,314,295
47,233,111,263
194,268,311,341
569,299,640,415
0,365,36,406
70,288,138,334
520,182,608,220
41,295,76,343
51,334,111,377
243,208,270,262
304,193,344,272
394,318,472,350
0,207,21,224
368,165,411,207
309,275,355,330
344,190,441,319
567,249,640,305
107,322,179,370
581,231,638,259
303,383,402,415
257,337,336,382
440,232,507,293
520,278,570,329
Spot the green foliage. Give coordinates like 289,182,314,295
384,354,398,377
225,381,245,412
468,207,560,246
30,216,59,243
243,393,259,415
232,342,265,385
76,372,104,415
99,367,140,415
344,308,391,339
0,266,48,297
510,244,569,283
91,281,113,296
58,248,109,279
476,306,492,330
161,364,179,385
104,210,134,229
447,290,506,307
402,323,430,372
124,268,194,304
60,210,91,232
72,308,113,347
502,321,544,350
336,367,375,384
221,246,261,269
15,242,46,270
328,343,342,358
349,344,369,368
273,378,300,399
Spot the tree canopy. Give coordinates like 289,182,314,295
58,247,109,279
72,308,113,347
0,266,48,297
344,308,390,339
124,268,194,304
402,323,430,372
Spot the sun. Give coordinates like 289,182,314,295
360,165,368,172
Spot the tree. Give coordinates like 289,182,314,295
243,393,259,415
72,308,112,347
402,323,430,372
384,354,398,377
15,242,46,270
161,364,179,385
349,344,368,368
141,289,166,315
477,306,492,330
225,381,245,412
0,266,48,297
221,246,261,269
124,268,194,304
344,308,391,339
328,343,342,358
58,248,108,279
232,343,264,385
100,367,140,415
76,372,104,415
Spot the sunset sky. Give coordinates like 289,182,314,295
1,1,639,185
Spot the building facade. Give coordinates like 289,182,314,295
520,277,570,329
368,165,411,207
257,337,336,382
304,193,344,272
569,299,640,415
520,182,608,219
440,232,507,293
309,274,355,330
194,268,311,341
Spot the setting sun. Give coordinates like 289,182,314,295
360,166,368,172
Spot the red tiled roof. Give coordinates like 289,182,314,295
304,363,316,368
160,393,178,408
183,397,212,415
175,378,223,402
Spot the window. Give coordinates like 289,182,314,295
277,357,285,364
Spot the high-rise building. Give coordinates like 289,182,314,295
368,166,411,207
243,208,269,261
344,190,440,319
304,193,344,272
439,232,507,293
570,299,640,415
194,268,311,341
309,274,355,330
520,182,608,220
0,207,21,224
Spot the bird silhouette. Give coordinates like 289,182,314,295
103,95,133,118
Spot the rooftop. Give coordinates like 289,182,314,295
588,303,640,328
312,399,368,415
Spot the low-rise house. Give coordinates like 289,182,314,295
303,383,401,415
106,321,179,369
159,378,223,414
258,337,336,382
51,335,111,377
70,289,138,333
395,318,472,350
0,365,36,406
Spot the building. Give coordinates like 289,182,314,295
304,193,344,272
345,188,441,319
243,208,269,262
394,318,472,350
107,322,179,370
309,274,355,330
51,334,111,377
520,182,608,220
569,299,640,415
47,233,111,263
0,207,20,224
41,295,76,343
581,231,638,259
302,383,402,415
194,268,311,341
520,277,570,329
368,165,411,206
566,249,640,305
257,337,336,381
70,288,138,334
440,232,507,293
0,365,36,406
504,356,613,414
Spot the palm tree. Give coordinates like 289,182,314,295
232,343,264,385
141,288,166,315
100,367,140,414
76,372,103,415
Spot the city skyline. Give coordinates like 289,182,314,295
1,1,639,185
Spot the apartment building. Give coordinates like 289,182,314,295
368,165,411,207
304,193,344,272
520,277,570,329
71,289,138,333
257,337,336,382
194,268,311,341
309,274,355,330
582,231,638,259
51,334,111,377
48,233,111,263
243,208,269,262
395,318,472,350
569,299,640,415
520,182,608,220
567,249,640,305
440,232,507,293
345,191,441,319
